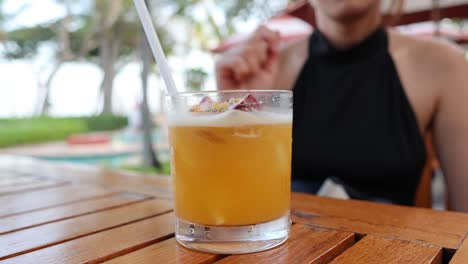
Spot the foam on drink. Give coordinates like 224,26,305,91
168,110,292,127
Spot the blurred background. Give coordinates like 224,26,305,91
0,0,294,117
0,0,467,203
0,0,291,172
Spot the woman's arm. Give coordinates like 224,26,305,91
432,43,468,212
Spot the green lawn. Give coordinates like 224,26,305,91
120,161,171,175
0,115,128,148
0,115,173,177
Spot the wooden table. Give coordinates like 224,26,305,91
0,154,467,264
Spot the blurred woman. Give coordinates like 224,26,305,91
216,0,468,211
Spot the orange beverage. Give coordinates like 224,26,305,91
168,90,292,254
169,112,291,226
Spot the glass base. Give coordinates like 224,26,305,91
175,213,290,254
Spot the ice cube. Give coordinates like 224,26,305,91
230,94,260,112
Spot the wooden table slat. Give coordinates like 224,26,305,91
105,237,223,264
0,199,172,260
215,224,354,264
0,156,467,263
330,236,442,264
0,180,67,196
0,176,38,187
0,156,172,198
0,192,151,235
0,185,119,218
450,235,468,264
292,193,468,249
1,213,175,264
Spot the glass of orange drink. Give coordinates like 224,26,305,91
167,90,292,254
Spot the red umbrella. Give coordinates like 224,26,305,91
281,0,468,26
212,0,468,53
397,21,468,43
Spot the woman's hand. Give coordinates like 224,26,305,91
216,26,281,90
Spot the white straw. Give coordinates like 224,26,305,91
133,0,178,95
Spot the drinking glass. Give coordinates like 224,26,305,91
167,90,292,254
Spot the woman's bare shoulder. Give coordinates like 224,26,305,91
388,29,466,73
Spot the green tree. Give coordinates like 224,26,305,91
139,0,162,170
0,0,6,41
87,0,172,114
185,67,208,91
162,0,293,50
0,0,172,115
1,1,88,115
95,0,132,114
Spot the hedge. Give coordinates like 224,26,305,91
0,115,128,148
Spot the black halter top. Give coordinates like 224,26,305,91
291,27,426,205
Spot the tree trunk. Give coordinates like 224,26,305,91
139,0,162,170
38,61,63,115
95,60,128,114
100,33,116,114
98,0,122,115
37,0,72,116
159,86,165,113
